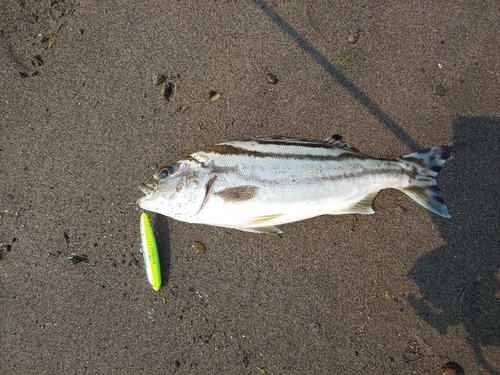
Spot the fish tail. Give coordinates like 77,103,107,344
397,146,452,218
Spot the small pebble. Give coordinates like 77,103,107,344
266,73,277,84
347,34,358,44
192,241,206,252
441,362,465,375
21,14,39,24
71,255,88,264
209,90,221,101
174,360,181,369
433,84,446,96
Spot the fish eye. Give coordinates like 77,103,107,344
156,165,176,179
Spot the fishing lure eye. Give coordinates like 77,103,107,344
157,165,176,179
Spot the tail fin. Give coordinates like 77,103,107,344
397,146,452,218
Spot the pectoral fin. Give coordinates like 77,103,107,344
214,185,259,203
335,191,379,215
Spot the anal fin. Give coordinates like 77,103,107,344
237,225,283,234
336,191,379,215
232,214,285,234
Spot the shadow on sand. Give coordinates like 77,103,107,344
153,214,171,285
408,117,500,374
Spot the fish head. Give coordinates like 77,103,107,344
137,160,206,219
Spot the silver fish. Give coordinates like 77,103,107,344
137,135,452,234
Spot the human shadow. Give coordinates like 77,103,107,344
153,213,171,285
408,117,500,374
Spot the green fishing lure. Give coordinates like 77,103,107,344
139,212,161,291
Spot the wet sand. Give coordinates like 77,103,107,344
1,1,499,374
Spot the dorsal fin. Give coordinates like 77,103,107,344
234,135,366,154
320,134,367,156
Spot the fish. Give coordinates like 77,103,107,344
137,135,452,234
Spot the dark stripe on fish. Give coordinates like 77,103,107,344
202,144,370,162
238,135,367,155
220,166,407,186
250,137,339,149
403,156,427,168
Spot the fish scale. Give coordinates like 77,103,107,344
138,135,451,233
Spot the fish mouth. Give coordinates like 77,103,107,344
139,181,158,196
137,183,157,211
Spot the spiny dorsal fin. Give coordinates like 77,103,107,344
321,134,367,156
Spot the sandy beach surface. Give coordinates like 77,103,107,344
1,1,499,374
